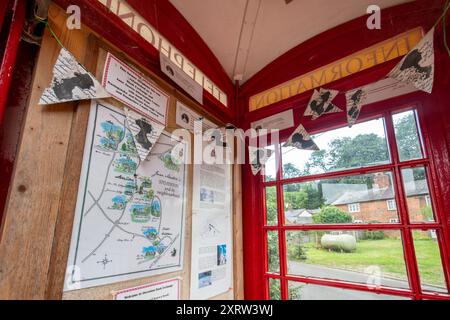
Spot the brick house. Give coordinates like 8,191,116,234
325,172,432,223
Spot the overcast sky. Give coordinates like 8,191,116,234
264,115,396,179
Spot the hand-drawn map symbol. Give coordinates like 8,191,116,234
96,254,112,270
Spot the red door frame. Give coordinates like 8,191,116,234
0,0,26,125
240,0,450,300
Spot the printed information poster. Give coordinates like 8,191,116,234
64,100,187,291
113,278,180,300
190,160,233,299
250,109,294,131
102,53,169,125
176,101,217,132
161,53,203,104
351,77,418,106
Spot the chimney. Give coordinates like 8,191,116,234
373,172,391,190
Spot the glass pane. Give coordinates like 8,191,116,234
288,282,409,300
413,230,448,293
268,278,281,300
283,171,399,225
262,145,276,182
401,167,435,223
267,231,280,273
282,117,390,179
265,186,278,226
286,230,409,289
393,110,423,162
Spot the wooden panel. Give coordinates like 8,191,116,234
0,3,243,300
0,7,88,299
44,34,100,299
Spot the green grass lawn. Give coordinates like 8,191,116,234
294,238,445,288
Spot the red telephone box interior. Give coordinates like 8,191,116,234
0,0,449,300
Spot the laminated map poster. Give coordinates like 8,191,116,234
64,101,187,291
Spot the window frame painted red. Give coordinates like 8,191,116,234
258,103,450,300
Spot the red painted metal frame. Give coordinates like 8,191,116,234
241,0,450,300
0,0,25,125
259,104,450,300
239,0,444,123
0,0,10,33
52,0,234,123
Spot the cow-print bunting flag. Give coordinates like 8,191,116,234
345,88,368,127
248,146,274,176
304,88,342,120
125,107,165,162
388,27,435,93
283,124,319,151
39,48,110,105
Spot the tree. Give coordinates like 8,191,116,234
303,184,325,209
284,190,308,210
265,187,278,224
394,112,422,161
303,133,388,174
312,206,352,224
283,163,302,179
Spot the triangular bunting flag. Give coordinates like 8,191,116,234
125,107,165,162
283,124,319,150
39,48,110,105
345,88,368,127
304,88,342,120
388,27,435,93
248,146,274,176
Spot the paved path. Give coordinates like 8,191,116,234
287,261,446,300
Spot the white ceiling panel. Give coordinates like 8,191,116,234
170,0,412,83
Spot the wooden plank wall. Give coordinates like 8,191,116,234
0,3,243,300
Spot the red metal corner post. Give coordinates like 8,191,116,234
0,0,11,33
0,0,26,125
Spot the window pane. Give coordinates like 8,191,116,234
283,171,399,225
413,230,448,293
282,118,390,179
393,110,423,162
286,230,409,289
267,231,280,273
268,278,281,300
262,145,276,182
288,282,409,300
265,186,278,226
401,167,435,223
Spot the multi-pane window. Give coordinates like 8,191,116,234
387,199,397,211
348,203,361,213
262,108,450,300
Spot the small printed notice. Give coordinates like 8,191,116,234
250,109,294,131
102,53,169,125
352,77,418,106
113,278,180,300
161,53,203,104
176,101,217,132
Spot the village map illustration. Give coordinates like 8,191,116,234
65,101,186,291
